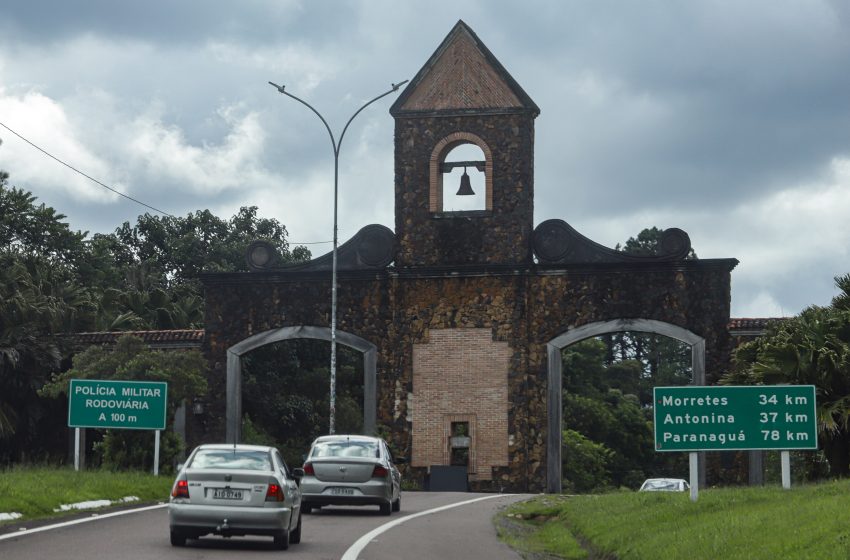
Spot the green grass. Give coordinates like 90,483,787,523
0,467,173,524
499,481,850,560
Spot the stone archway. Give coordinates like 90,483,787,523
225,326,377,443
546,319,706,493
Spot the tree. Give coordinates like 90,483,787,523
0,169,97,460
616,226,697,259
41,335,208,471
112,207,309,285
241,339,364,467
723,288,850,476
95,207,310,331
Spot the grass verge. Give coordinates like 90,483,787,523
498,480,850,560
0,467,173,524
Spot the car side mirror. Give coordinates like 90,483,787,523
393,457,407,464
292,468,304,478
176,463,185,471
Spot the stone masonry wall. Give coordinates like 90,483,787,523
393,113,535,267
201,258,734,493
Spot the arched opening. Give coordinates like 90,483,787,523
546,319,705,493
441,144,486,211
238,339,364,466
429,132,493,213
226,326,377,446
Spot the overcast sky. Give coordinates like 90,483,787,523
1,1,849,318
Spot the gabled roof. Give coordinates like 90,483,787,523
390,20,539,117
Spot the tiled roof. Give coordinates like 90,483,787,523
728,317,787,336
391,20,539,116
70,329,204,348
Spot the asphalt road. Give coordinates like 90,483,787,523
0,491,531,560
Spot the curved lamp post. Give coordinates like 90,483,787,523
269,79,407,434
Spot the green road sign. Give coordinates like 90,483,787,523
653,385,817,452
68,379,167,430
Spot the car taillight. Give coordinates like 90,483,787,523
171,478,189,499
303,463,314,476
266,483,284,502
372,465,389,478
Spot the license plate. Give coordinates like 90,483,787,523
212,488,243,500
330,487,355,495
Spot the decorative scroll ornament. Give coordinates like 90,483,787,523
532,219,692,264
246,224,396,272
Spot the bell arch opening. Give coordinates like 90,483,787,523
429,132,493,213
546,319,705,493
225,326,377,443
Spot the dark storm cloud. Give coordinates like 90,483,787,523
1,0,849,316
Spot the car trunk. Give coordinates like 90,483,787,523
185,469,274,507
310,458,377,483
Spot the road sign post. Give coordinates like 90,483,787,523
68,379,168,474
653,385,817,497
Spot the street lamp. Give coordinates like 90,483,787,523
269,79,407,435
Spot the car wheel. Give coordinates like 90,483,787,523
289,512,302,544
392,494,401,512
302,503,312,514
274,529,290,550
169,529,187,547
379,501,392,516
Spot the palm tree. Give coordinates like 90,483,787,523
726,291,850,476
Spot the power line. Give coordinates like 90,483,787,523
0,121,175,217
0,121,332,246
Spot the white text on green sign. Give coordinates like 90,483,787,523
68,379,168,430
653,385,817,452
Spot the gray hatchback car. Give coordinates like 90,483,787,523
300,435,403,515
168,444,304,549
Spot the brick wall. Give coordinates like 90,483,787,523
411,328,510,481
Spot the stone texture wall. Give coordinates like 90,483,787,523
393,113,535,267
200,258,735,493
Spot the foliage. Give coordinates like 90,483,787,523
723,281,850,477
240,339,364,467
0,182,88,266
112,207,310,285
0,254,94,460
562,336,690,491
562,429,614,493
41,335,207,471
0,165,308,465
616,226,698,259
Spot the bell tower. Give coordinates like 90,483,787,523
390,21,540,267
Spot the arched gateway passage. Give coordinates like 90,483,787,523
225,326,377,443
546,319,706,493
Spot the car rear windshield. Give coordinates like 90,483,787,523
189,449,272,470
311,440,379,459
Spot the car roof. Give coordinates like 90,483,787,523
195,443,274,452
312,435,381,444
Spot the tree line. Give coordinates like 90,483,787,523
0,160,310,464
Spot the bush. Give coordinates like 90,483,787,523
562,429,614,493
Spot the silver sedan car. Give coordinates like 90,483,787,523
300,435,403,515
168,444,303,549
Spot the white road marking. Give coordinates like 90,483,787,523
341,494,511,560
0,503,167,541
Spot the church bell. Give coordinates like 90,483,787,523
456,167,475,196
